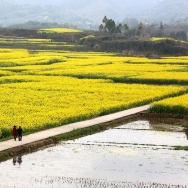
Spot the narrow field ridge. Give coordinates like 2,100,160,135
0,105,150,152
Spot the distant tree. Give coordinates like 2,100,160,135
122,18,139,28
160,21,164,31
99,24,104,32
123,24,129,32
138,23,143,31
129,28,137,38
137,23,144,36
176,31,187,41
102,16,108,24
106,19,116,33
116,23,122,33
123,24,129,37
100,16,125,34
101,15,108,32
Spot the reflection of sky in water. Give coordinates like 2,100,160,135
72,126,188,147
0,121,188,187
117,120,151,129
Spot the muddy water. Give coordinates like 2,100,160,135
0,120,188,188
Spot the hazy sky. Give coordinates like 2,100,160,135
0,0,187,27
1,0,162,22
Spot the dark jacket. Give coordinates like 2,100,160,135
17,128,23,136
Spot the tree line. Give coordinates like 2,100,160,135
99,16,188,41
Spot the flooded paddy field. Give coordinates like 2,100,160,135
0,120,188,188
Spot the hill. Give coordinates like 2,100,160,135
0,0,188,28
138,0,188,24
0,1,95,29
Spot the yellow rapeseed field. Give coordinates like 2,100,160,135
38,28,83,33
151,37,187,43
151,37,175,41
150,94,188,115
0,38,51,43
0,75,187,137
0,47,188,138
1,49,187,83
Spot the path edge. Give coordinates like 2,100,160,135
0,111,187,163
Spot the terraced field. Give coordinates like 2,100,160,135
0,39,187,139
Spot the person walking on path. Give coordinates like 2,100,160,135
12,126,17,141
17,126,23,141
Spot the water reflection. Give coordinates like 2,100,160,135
34,176,188,188
0,120,187,187
12,156,22,166
17,156,22,165
185,129,188,140
12,157,16,165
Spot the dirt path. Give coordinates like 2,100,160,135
0,105,150,152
